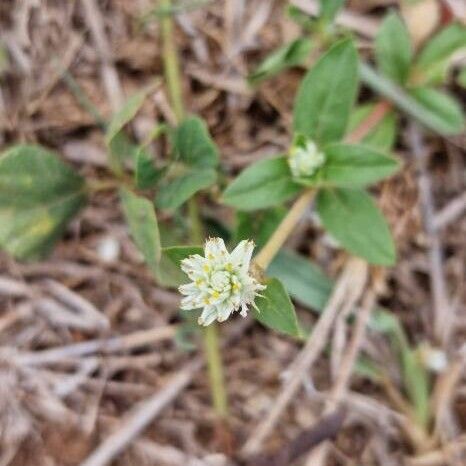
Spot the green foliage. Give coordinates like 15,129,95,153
222,157,301,211
319,0,345,23
375,12,412,84
163,245,203,266
321,143,400,187
348,104,397,151
253,277,303,338
248,38,313,86
106,88,151,174
416,23,466,75
316,188,396,265
293,39,359,145
173,116,219,168
458,66,466,88
267,250,332,312
120,187,161,276
135,147,165,189
296,143,400,188
0,145,86,260
157,169,217,210
234,207,286,249
409,87,465,135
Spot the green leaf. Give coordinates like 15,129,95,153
222,156,301,211
409,87,465,135
163,245,203,266
267,250,332,312
234,207,286,249
253,277,302,338
248,38,313,85
316,188,396,265
402,349,430,428
173,116,219,168
106,88,151,173
120,187,161,275
348,104,397,151
134,148,165,189
157,169,217,210
375,12,412,84
416,23,466,70
293,39,359,144
319,0,345,23
315,143,400,187
0,145,86,260
359,61,463,136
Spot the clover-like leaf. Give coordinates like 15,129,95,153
0,145,86,260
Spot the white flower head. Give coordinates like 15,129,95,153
288,135,325,178
178,238,266,326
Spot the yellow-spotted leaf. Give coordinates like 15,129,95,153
0,145,86,260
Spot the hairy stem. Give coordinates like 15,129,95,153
160,0,228,421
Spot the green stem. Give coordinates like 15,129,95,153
203,323,229,418
160,0,185,121
159,0,228,420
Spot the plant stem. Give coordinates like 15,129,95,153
160,0,184,122
203,323,229,418
254,189,315,270
159,0,228,421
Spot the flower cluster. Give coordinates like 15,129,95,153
287,136,325,178
179,238,266,326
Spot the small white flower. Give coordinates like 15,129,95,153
178,238,266,326
288,136,325,178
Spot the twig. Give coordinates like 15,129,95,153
241,258,367,455
305,286,376,466
15,326,176,365
433,192,466,231
407,123,452,344
79,320,252,466
79,358,203,466
81,0,124,111
246,410,347,466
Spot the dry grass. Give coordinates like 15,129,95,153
0,1,465,465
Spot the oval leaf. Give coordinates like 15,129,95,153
375,12,412,84
318,143,400,187
0,145,86,260
120,188,161,275
157,169,217,210
174,116,219,168
316,188,396,265
409,87,465,136
293,39,359,144
222,156,301,211
267,250,333,312
253,277,303,338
